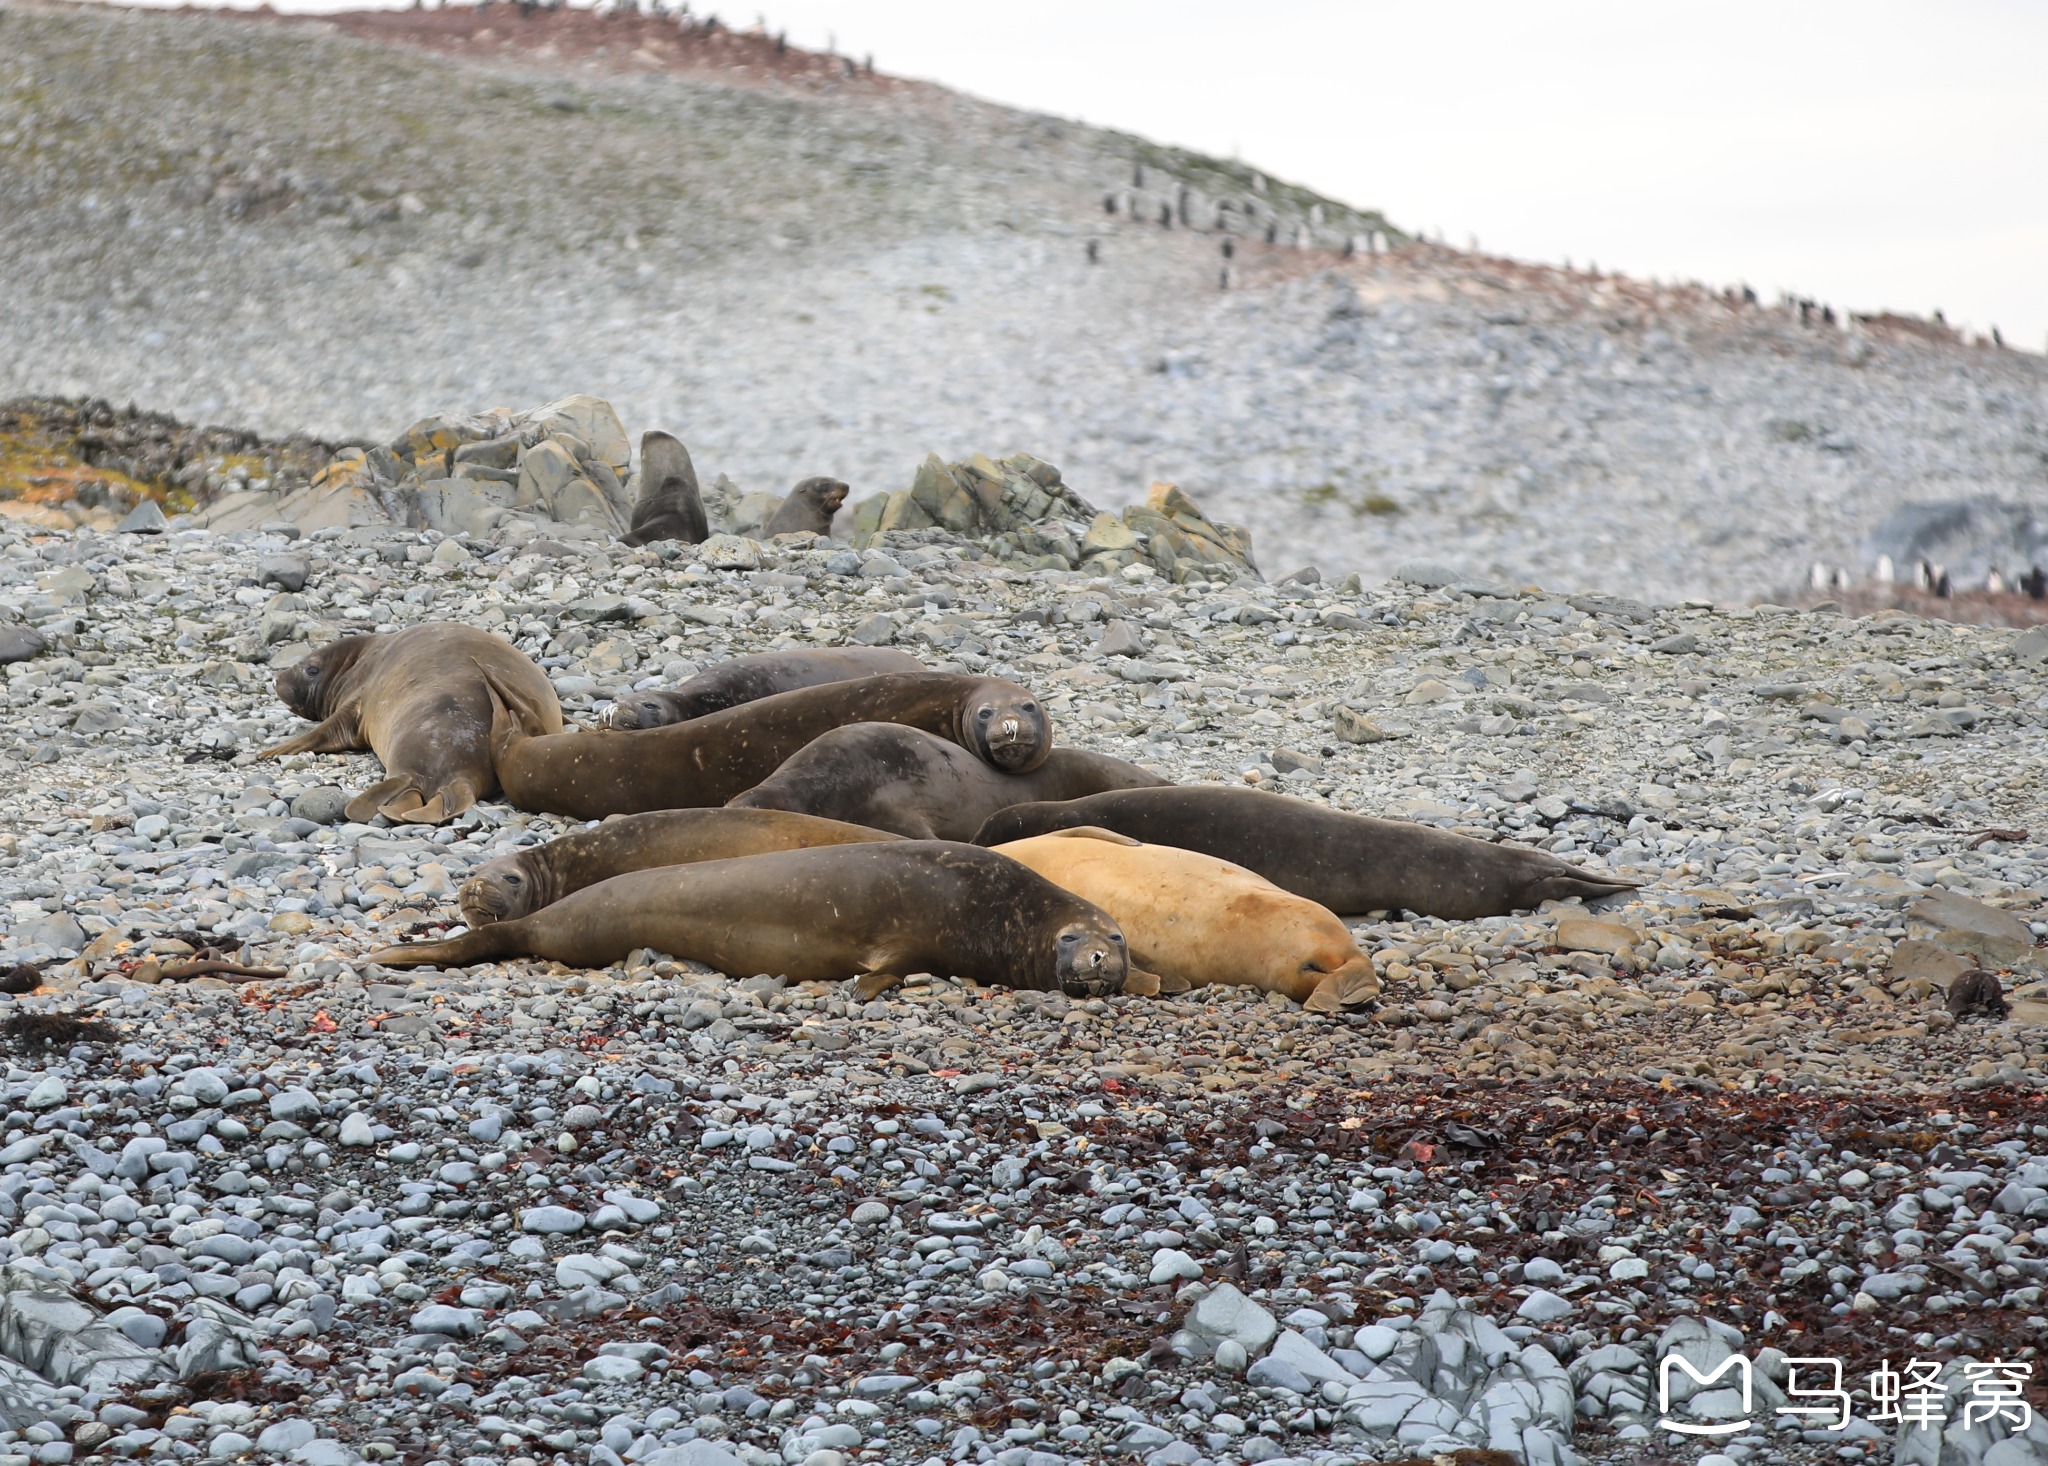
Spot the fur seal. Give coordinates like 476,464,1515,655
761,476,848,539
366,842,1128,996
991,828,1379,1010
600,647,924,730
973,786,1638,919
729,723,1169,840
620,430,708,546
260,623,561,824
493,672,1052,821
1948,968,2010,1020
460,808,901,926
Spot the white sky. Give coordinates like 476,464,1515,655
134,0,2048,351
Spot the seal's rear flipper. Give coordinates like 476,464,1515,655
1304,958,1381,1013
1034,826,1143,847
1534,870,1642,905
346,776,416,824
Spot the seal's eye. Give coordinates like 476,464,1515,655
977,708,993,722
1022,703,1037,715
1057,932,1080,945
504,874,522,887
1108,933,1125,945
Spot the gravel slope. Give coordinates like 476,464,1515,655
4,4,2047,604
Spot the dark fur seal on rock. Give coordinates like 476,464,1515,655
460,808,902,926
366,842,1129,996
729,723,1169,840
973,786,1639,919
600,647,924,730
620,430,708,546
1948,968,2010,1020
260,624,561,824
761,476,848,538
492,672,1052,821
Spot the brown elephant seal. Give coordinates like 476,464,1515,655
600,647,925,730
730,723,1169,840
992,829,1379,1010
493,672,1052,821
461,808,902,926
260,624,561,824
620,431,708,546
366,842,1128,996
973,786,1639,919
761,476,849,538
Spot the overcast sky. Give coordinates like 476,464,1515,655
152,0,2048,351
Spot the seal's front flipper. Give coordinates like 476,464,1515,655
853,971,903,1001
258,709,361,758
1122,969,1162,997
1035,826,1143,847
1303,958,1381,1013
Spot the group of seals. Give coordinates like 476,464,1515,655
368,843,1129,998
973,786,1637,919
260,623,561,824
619,431,848,549
601,647,923,729
492,672,1053,821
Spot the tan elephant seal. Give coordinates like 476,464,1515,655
366,842,1129,997
260,624,561,824
460,808,902,926
492,672,1052,821
761,476,849,538
975,786,1638,919
599,647,924,730
729,722,1167,840
991,828,1380,1010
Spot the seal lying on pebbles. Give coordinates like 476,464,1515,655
459,808,901,925
619,430,708,546
761,476,849,538
728,723,1169,840
600,647,924,730
974,786,1638,919
493,672,1052,821
366,842,1129,996
991,828,1381,1010
260,623,561,824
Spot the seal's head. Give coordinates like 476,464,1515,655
601,693,681,731
458,858,539,927
1053,920,1127,998
274,635,371,720
790,476,850,518
959,680,1051,773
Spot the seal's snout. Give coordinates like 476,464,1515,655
1055,926,1128,998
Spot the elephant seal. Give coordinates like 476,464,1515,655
991,828,1379,1010
600,647,925,730
620,431,708,546
260,624,561,824
730,723,1169,840
493,672,1052,821
461,808,902,926
973,786,1638,919
761,476,848,539
365,842,1128,996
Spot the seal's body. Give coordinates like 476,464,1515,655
729,723,1168,840
991,829,1379,1009
367,842,1128,997
460,808,901,926
261,624,561,824
761,476,848,538
494,672,1052,821
620,431,708,546
601,647,924,730
975,786,1638,919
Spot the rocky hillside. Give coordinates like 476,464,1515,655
3,2,2046,603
